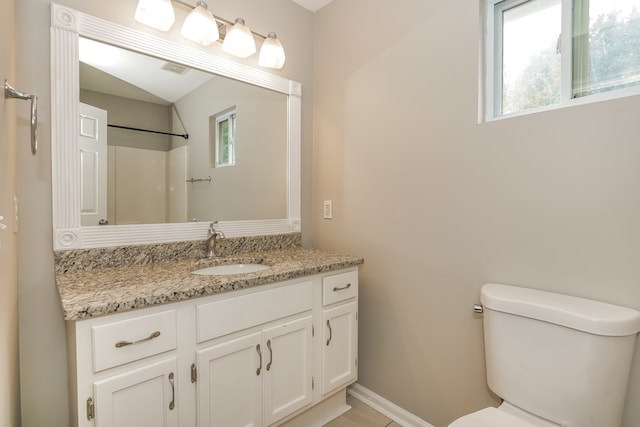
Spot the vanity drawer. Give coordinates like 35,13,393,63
91,310,177,372
323,270,358,306
197,281,313,343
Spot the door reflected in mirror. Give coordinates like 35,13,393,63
79,37,288,226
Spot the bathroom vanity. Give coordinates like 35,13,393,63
49,4,363,426
56,240,363,427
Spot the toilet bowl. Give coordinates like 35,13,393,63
448,283,640,427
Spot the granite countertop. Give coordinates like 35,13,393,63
56,246,364,321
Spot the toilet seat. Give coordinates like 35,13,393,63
448,407,538,427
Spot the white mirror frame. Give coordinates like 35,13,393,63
51,3,301,250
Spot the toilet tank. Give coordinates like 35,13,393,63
481,283,640,427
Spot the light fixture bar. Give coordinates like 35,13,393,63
172,0,270,40
135,0,286,68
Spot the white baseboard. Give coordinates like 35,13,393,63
280,389,350,427
347,383,435,427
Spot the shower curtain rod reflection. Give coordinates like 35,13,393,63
107,123,189,140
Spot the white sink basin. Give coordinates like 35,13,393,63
192,264,271,276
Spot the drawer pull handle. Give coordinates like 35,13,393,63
266,340,273,371
115,331,161,348
326,320,332,346
168,372,175,411
333,283,351,292
256,344,262,376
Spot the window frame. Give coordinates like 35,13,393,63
483,0,640,121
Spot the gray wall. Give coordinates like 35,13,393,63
176,77,288,222
1,0,20,425
311,1,640,426
80,89,172,151
15,1,313,426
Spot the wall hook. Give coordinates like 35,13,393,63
4,79,38,155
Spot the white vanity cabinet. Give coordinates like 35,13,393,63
321,271,359,395
195,281,314,426
67,309,180,427
67,268,358,427
196,316,313,426
261,316,313,424
92,357,179,427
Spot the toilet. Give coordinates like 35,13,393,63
449,283,640,427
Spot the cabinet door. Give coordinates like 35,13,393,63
262,316,313,425
93,357,178,427
322,301,358,395
197,332,263,427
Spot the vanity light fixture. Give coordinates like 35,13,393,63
222,18,256,58
180,1,219,46
134,0,175,31
258,33,286,69
134,0,287,69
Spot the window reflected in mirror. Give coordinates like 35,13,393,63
211,107,236,168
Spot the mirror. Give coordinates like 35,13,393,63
51,4,301,250
79,37,288,226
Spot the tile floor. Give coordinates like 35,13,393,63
324,395,402,427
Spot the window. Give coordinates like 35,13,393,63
485,0,640,119
210,108,236,167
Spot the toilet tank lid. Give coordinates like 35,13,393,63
481,283,640,336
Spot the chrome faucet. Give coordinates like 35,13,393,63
206,221,226,259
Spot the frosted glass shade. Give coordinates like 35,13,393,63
181,1,219,46
258,33,286,69
222,18,256,58
134,0,175,31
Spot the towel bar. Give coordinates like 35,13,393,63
4,79,38,155
186,176,212,183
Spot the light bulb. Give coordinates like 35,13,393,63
222,18,256,58
258,32,286,69
181,1,219,46
134,0,175,31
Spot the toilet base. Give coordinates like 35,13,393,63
448,402,560,427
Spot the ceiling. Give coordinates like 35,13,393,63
79,37,214,104
291,0,334,12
